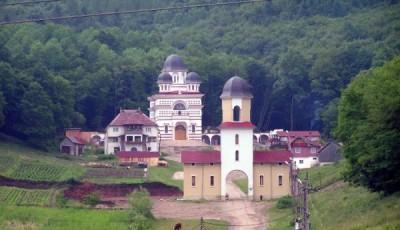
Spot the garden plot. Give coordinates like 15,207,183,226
0,186,56,206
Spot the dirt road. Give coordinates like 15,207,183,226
152,198,269,230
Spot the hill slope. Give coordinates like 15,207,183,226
268,163,400,230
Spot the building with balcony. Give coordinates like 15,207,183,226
148,54,203,141
104,109,159,155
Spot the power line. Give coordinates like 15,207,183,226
0,0,268,26
0,0,63,7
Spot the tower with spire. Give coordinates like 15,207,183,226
219,76,255,197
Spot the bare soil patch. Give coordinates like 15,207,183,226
172,171,183,180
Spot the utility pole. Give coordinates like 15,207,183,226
200,217,205,230
303,180,309,230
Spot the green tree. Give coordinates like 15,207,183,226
335,57,400,194
0,91,5,127
17,82,56,149
128,188,153,230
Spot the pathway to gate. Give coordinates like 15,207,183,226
152,181,269,230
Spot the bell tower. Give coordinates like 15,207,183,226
219,76,254,198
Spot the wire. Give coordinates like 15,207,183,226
0,0,268,26
204,220,268,227
0,0,63,7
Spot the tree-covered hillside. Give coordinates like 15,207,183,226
0,0,399,148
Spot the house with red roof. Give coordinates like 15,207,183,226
104,109,159,155
273,130,322,169
181,76,292,201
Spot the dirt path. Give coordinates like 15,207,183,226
152,199,269,230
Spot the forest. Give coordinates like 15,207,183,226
0,0,399,149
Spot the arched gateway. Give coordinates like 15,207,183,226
181,76,291,201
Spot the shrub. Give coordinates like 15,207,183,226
83,192,101,206
276,195,294,209
128,188,153,230
97,154,115,161
56,194,68,208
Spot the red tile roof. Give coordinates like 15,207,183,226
116,151,159,158
219,122,255,129
67,136,86,145
181,151,221,164
253,150,291,163
277,131,320,137
108,109,156,126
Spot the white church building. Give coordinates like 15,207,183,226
148,54,203,141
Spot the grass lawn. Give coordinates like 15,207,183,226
299,162,343,189
309,185,400,230
0,204,228,230
232,178,248,194
148,160,183,190
267,201,292,230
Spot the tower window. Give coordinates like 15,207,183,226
235,151,239,161
235,134,239,145
278,175,283,186
192,125,196,133
260,175,264,186
164,125,168,134
233,106,241,121
210,176,214,187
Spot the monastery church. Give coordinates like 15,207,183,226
181,75,291,200
148,55,203,141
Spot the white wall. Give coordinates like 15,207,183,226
292,157,319,169
220,128,254,197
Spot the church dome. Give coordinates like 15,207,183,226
220,76,253,99
162,54,187,72
186,72,201,83
157,72,173,83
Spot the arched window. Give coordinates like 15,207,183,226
233,106,240,121
235,134,239,145
173,103,186,110
235,150,239,161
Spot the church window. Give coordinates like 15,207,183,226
192,176,196,186
235,151,239,161
174,103,186,110
260,175,264,186
210,176,214,186
233,106,241,121
192,125,196,133
278,175,283,186
235,134,239,145
164,125,168,134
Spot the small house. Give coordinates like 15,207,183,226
60,136,86,156
318,141,341,165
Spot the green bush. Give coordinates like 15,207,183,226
128,188,153,230
97,155,115,161
276,195,294,209
83,192,101,206
94,149,104,155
